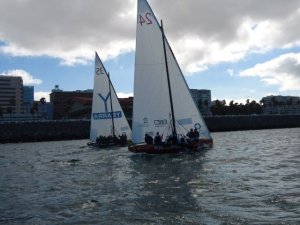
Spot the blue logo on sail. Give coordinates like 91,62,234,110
93,92,122,120
93,111,122,120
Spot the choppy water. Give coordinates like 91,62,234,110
0,128,299,225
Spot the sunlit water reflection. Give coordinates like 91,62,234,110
0,128,299,224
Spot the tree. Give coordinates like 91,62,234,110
33,102,39,119
229,100,235,114
30,102,39,120
39,97,46,119
211,100,226,115
210,99,263,115
30,106,35,120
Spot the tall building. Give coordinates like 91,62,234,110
190,89,212,116
0,76,23,115
23,86,34,114
261,95,300,114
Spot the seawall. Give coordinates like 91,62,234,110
205,114,300,132
0,120,90,143
1,115,300,143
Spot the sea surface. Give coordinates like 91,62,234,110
0,128,299,225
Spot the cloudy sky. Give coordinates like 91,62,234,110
0,0,300,102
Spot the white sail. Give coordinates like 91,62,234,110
132,0,212,143
90,52,131,142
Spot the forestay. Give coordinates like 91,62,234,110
132,0,212,143
90,52,131,142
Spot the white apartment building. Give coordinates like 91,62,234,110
261,95,300,114
190,89,212,116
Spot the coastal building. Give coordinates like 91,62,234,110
119,97,133,120
50,85,134,120
0,76,23,116
36,101,54,120
68,97,92,119
23,86,34,114
261,95,300,114
50,86,93,119
190,89,212,116
66,96,134,120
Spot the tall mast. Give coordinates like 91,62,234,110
108,72,115,136
161,20,177,135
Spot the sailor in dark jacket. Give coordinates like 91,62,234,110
145,134,153,144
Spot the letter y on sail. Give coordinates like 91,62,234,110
90,52,131,142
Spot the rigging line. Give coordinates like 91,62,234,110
176,120,189,133
163,125,172,142
108,72,115,137
161,122,171,137
161,20,177,136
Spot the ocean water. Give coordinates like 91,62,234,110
0,128,299,225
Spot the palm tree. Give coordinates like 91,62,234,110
30,106,35,121
30,102,39,121
33,102,39,120
229,100,234,115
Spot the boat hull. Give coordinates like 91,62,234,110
87,141,128,148
128,139,213,154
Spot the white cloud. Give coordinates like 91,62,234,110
1,69,42,85
0,0,300,72
34,92,50,102
240,53,300,91
0,0,136,65
227,69,234,76
117,92,133,98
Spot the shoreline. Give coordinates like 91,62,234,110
1,114,300,143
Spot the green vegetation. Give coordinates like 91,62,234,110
210,99,263,115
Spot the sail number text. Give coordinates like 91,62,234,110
139,13,152,26
96,67,105,75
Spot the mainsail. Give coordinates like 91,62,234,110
90,52,131,142
132,0,212,143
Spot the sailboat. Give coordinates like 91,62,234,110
128,0,213,153
89,52,131,147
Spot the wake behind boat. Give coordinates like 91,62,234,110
128,0,213,154
88,52,131,147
